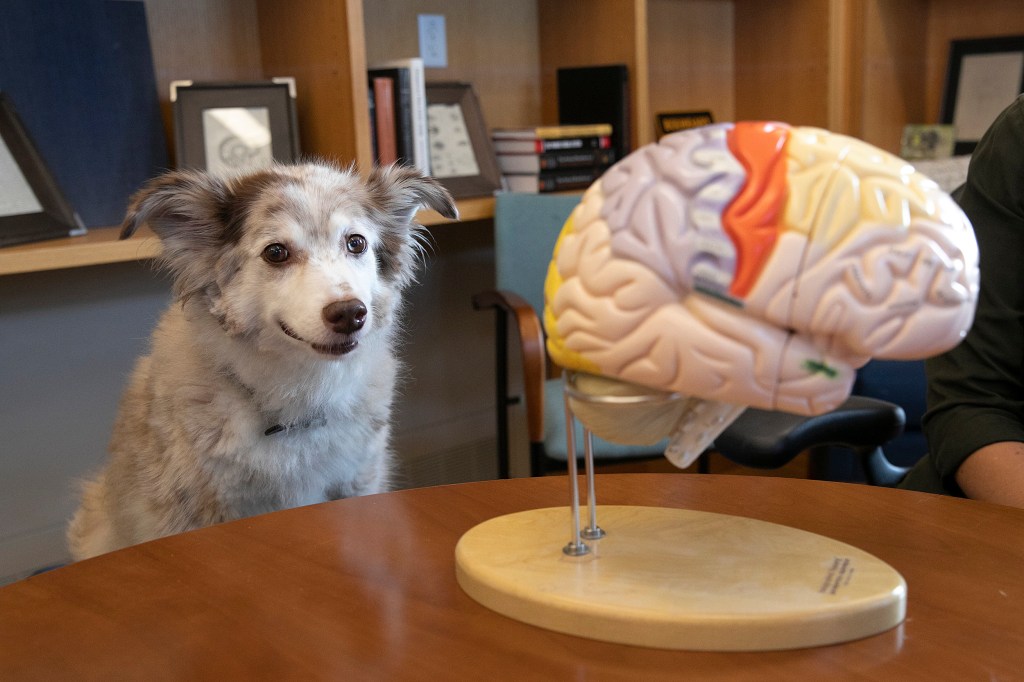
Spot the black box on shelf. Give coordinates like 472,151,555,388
557,64,631,162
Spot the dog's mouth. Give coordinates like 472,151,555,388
279,321,358,356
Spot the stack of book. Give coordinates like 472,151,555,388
492,123,615,193
367,57,430,174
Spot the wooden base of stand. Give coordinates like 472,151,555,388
455,506,906,651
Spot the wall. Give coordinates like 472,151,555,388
0,262,170,583
390,221,500,489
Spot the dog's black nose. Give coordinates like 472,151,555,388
323,299,367,334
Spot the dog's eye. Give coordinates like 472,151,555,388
346,234,368,255
262,243,290,264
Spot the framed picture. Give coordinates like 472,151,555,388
656,111,714,140
0,92,84,247
940,35,1024,155
425,82,501,198
171,79,300,177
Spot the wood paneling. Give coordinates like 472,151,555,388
734,0,831,127
257,0,371,169
925,0,1024,122
648,0,736,129
539,1,649,144
856,0,928,150
142,0,264,163
363,0,542,132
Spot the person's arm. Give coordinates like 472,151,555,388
956,442,1024,507
920,95,1024,504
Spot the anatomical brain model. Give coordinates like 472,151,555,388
543,122,979,466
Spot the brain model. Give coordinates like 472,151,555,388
543,122,979,466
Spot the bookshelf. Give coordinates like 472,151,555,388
0,227,160,276
0,203,476,277
6,0,1024,275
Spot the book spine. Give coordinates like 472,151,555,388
367,85,377,161
392,69,414,165
491,123,613,139
535,168,603,192
496,148,615,174
492,134,613,155
405,59,430,175
375,59,430,174
505,168,604,193
536,135,612,153
372,77,397,164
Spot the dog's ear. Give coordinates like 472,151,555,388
366,164,459,224
121,169,234,300
120,169,232,241
364,164,458,287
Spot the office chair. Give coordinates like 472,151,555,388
798,360,924,484
715,396,910,487
474,193,910,483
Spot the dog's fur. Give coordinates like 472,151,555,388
67,162,456,560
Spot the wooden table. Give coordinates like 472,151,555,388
1,474,1022,680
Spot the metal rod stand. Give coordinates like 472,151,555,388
562,394,589,556
581,427,605,540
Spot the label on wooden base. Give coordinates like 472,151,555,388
455,506,906,651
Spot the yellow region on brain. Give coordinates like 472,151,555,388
544,211,600,375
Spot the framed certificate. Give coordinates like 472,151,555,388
171,79,300,178
425,82,501,198
941,35,1024,155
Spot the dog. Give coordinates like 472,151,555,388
67,162,457,560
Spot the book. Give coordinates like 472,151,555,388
503,167,604,194
557,64,631,160
491,123,613,140
367,67,414,166
373,58,429,174
371,77,397,164
493,135,612,155
496,148,615,174
491,125,613,155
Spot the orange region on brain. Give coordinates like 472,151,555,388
723,122,789,299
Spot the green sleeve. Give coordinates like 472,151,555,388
913,95,1024,495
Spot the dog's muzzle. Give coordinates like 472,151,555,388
323,299,367,335
278,298,367,357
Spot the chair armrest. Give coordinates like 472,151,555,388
714,396,906,469
472,289,547,443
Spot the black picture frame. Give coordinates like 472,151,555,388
424,82,501,198
940,35,1024,155
171,79,300,176
0,92,84,248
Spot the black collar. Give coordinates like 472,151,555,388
264,416,327,436
220,367,327,437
